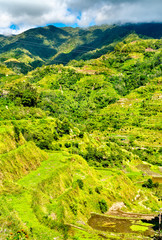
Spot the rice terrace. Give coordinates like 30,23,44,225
0,0,162,239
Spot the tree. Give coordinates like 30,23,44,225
9,82,38,107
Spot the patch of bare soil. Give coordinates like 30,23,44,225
107,202,156,221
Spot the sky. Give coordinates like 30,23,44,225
0,0,161,35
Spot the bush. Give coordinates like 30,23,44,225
22,124,54,150
76,179,84,189
9,82,38,107
79,132,84,138
55,118,72,136
99,200,108,213
95,186,102,194
65,142,71,148
142,178,159,188
89,188,93,194
13,124,20,142
72,142,79,148
70,204,77,215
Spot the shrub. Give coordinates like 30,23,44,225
89,188,93,194
65,142,71,148
13,124,20,142
142,178,159,188
79,132,84,138
99,200,108,213
72,142,79,148
76,179,84,189
70,204,77,215
95,186,102,194
9,82,38,107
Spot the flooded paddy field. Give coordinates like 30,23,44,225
88,211,159,239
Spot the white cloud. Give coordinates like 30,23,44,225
0,0,161,34
0,25,35,35
77,0,162,26
0,0,77,34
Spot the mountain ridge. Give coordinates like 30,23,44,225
0,23,162,73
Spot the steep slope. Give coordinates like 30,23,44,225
0,23,161,73
0,34,161,239
0,151,160,240
0,125,48,193
0,36,161,166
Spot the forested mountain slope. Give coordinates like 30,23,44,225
0,31,161,239
0,23,161,73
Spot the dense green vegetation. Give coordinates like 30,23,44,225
0,23,162,73
0,25,161,239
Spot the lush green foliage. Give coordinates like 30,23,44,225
142,179,159,188
0,23,162,73
9,82,38,107
0,30,161,240
98,199,108,213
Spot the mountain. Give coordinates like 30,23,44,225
0,23,162,73
0,27,161,239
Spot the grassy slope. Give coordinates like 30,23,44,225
0,126,48,193
1,151,159,239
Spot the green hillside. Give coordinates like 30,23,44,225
0,28,161,239
0,23,162,73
